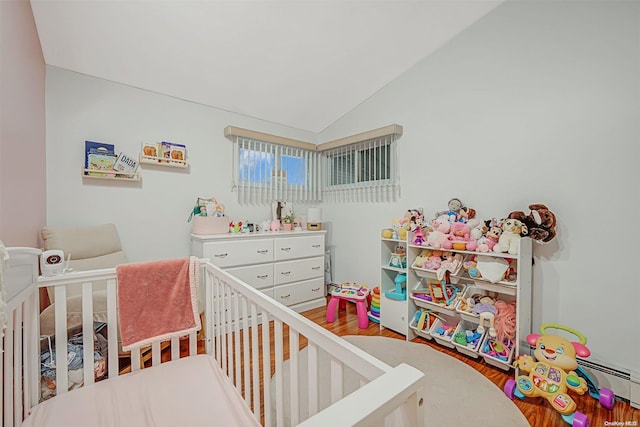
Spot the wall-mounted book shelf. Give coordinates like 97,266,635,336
139,154,188,168
81,168,141,181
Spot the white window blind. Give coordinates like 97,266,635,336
231,136,321,205
321,133,399,203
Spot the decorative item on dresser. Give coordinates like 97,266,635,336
191,230,327,312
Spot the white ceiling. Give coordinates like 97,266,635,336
30,0,503,134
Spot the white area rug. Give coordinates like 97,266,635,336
272,335,528,426
344,335,529,427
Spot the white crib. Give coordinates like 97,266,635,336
1,248,426,426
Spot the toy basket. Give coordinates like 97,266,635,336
452,320,486,359
480,334,514,371
428,313,460,349
409,309,437,341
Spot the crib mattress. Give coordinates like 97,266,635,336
23,354,260,427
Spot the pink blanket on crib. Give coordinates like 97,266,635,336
116,256,201,351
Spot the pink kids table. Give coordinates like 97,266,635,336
326,283,370,329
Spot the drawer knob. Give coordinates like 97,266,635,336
312,244,321,248
280,294,290,299
312,266,321,270
257,249,269,254
281,271,291,275
214,253,228,258
257,274,269,279
280,247,292,251
312,287,320,292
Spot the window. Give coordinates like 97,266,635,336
231,136,321,204
226,124,402,204
322,133,399,202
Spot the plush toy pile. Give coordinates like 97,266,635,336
383,200,558,274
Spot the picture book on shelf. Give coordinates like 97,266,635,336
85,141,117,176
113,152,139,174
160,141,186,161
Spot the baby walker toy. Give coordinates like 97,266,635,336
504,324,615,427
326,282,370,329
384,273,407,301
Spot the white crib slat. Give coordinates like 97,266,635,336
274,319,284,427
233,291,241,388
152,341,161,366
106,278,118,379
189,331,197,356
330,358,343,404
4,314,14,427
250,303,260,418
54,286,69,395
289,330,300,425
13,306,23,426
27,290,40,410
81,282,95,386
307,342,319,417
225,286,232,379
261,311,272,427
205,269,213,356
241,296,250,404
131,348,141,371
171,337,179,360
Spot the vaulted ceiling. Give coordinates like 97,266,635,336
30,0,503,133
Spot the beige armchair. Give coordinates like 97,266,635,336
39,223,127,353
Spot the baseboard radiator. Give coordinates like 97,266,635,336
577,358,640,409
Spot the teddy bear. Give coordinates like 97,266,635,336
494,218,528,255
426,215,451,248
476,226,502,252
442,222,478,251
508,203,557,243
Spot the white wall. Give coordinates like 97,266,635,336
45,67,316,262
0,0,46,247
320,1,639,371
45,0,639,373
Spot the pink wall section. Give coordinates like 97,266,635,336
0,0,46,247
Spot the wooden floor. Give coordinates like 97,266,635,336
300,301,640,427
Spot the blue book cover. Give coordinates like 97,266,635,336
84,141,115,169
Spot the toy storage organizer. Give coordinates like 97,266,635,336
380,229,533,372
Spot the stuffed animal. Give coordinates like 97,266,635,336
443,222,478,251
494,218,528,255
426,215,451,248
435,198,464,224
470,296,497,337
381,229,393,239
477,226,502,252
509,203,557,243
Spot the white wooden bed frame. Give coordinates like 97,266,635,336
1,248,425,426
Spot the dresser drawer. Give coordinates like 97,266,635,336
203,239,273,268
274,256,324,285
274,278,324,307
274,235,324,261
226,264,274,290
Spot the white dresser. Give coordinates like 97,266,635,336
191,230,327,313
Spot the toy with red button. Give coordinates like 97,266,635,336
504,324,614,427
